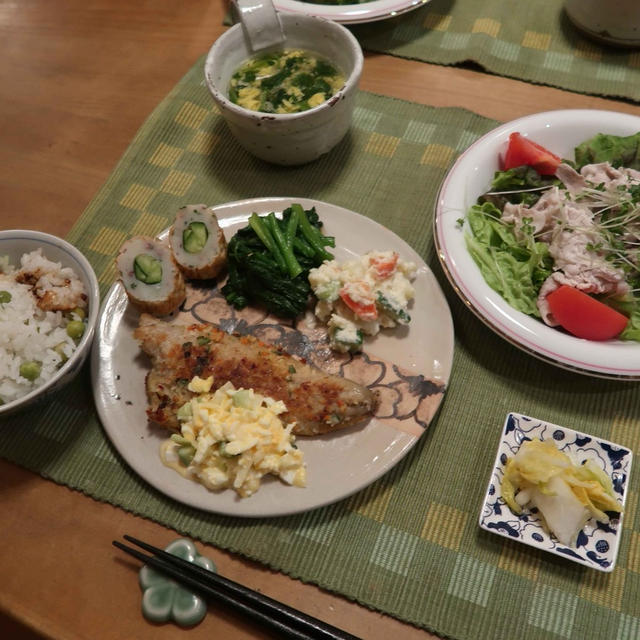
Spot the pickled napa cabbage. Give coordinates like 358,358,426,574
501,438,623,547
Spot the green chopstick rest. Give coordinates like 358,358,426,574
139,538,216,627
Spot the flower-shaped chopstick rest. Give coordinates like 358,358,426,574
139,538,216,626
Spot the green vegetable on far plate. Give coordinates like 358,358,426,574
464,201,552,317
574,131,640,170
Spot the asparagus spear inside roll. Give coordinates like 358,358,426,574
116,236,186,315
169,204,227,279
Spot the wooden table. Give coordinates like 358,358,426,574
2,2,640,639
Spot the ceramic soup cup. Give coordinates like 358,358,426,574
204,11,363,165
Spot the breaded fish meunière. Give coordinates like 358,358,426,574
134,314,377,436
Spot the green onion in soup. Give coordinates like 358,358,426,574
229,49,345,115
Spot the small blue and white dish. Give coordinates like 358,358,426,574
479,412,632,572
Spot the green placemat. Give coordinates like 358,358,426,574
2,56,640,640
352,0,640,103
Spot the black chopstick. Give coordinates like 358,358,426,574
113,536,362,640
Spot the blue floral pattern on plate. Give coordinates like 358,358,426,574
479,412,632,572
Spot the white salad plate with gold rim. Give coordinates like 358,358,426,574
92,197,454,517
434,109,640,380
273,0,432,25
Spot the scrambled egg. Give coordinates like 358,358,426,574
308,250,416,352
236,86,262,112
160,377,306,498
229,48,344,115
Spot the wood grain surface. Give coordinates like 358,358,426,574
2,1,640,639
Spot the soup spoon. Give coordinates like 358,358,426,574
232,0,285,52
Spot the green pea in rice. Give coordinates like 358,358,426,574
0,273,80,405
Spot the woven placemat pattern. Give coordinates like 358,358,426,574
2,57,640,640
352,0,640,102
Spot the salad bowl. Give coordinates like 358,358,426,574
434,109,640,379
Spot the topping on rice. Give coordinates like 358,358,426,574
14,248,87,312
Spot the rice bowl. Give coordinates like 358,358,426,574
0,250,88,404
0,231,99,417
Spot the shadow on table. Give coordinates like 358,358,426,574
351,0,456,43
0,361,94,476
203,118,357,198
440,289,639,424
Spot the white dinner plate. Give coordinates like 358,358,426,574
92,197,454,517
434,109,640,379
274,0,432,25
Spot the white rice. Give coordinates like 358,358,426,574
0,250,86,405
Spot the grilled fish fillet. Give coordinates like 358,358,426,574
134,314,377,436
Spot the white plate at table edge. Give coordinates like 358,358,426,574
92,196,454,518
274,0,431,24
434,109,640,380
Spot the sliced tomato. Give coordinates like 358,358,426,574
339,284,378,321
546,285,628,341
503,132,561,175
369,252,398,279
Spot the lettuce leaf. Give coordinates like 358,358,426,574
574,132,640,170
606,297,640,341
465,203,552,317
479,166,558,209
621,313,640,341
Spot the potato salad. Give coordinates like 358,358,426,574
160,377,306,498
308,250,416,352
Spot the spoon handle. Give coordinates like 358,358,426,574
232,0,285,53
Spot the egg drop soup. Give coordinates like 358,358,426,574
228,49,345,115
